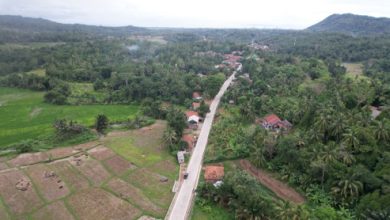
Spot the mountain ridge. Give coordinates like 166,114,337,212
306,13,390,36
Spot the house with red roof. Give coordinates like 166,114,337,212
204,165,224,183
259,114,292,131
181,134,196,150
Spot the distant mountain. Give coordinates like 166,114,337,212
0,15,147,42
306,13,390,36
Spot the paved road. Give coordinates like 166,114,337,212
166,72,236,220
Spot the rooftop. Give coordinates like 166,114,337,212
204,165,224,182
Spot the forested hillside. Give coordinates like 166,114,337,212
307,13,390,36
0,15,146,42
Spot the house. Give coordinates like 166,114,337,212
259,114,292,131
204,165,224,183
192,102,200,110
177,151,185,164
186,111,201,129
181,134,196,150
192,92,202,101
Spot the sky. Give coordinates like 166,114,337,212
0,0,389,29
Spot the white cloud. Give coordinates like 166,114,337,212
0,0,389,28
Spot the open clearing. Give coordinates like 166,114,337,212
342,62,369,80
0,87,139,147
0,121,178,219
67,188,142,220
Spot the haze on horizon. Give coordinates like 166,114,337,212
0,0,389,29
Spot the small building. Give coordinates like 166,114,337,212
186,111,201,129
181,134,196,150
192,92,203,101
177,151,185,164
259,114,292,131
204,165,224,183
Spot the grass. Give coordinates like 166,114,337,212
0,87,139,147
68,82,108,104
191,201,234,220
342,62,369,81
104,136,164,167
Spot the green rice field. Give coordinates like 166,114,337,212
0,87,139,147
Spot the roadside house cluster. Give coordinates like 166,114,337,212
215,51,243,70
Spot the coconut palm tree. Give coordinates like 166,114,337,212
163,128,177,146
331,174,363,203
319,142,338,164
342,128,360,151
337,145,355,165
331,113,346,141
277,201,309,220
374,120,389,143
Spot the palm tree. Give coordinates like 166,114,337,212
331,174,363,203
319,142,338,164
342,128,360,151
310,157,327,187
331,113,346,141
250,145,267,168
163,128,177,146
374,120,390,143
309,128,322,143
337,146,355,165
277,201,309,220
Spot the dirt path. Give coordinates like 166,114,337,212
239,159,305,204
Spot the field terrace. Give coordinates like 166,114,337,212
0,120,178,220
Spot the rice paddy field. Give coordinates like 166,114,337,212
0,87,139,147
0,121,178,219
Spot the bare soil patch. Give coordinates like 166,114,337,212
0,162,8,171
132,121,165,148
72,141,100,151
48,161,90,191
8,152,49,167
31,200,75,220
73,159,111,186
67,188,142,220
0,170,43,214
47,147,79,160
24,164,70,202
88,146,116,161
104,155,136,175
127,168,173,208
107,178,164,216
148,159,177,178
239,160,305,204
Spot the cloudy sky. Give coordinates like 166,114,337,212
0,0,389,29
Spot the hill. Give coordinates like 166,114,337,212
306,13,390,36
0,15,146,42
